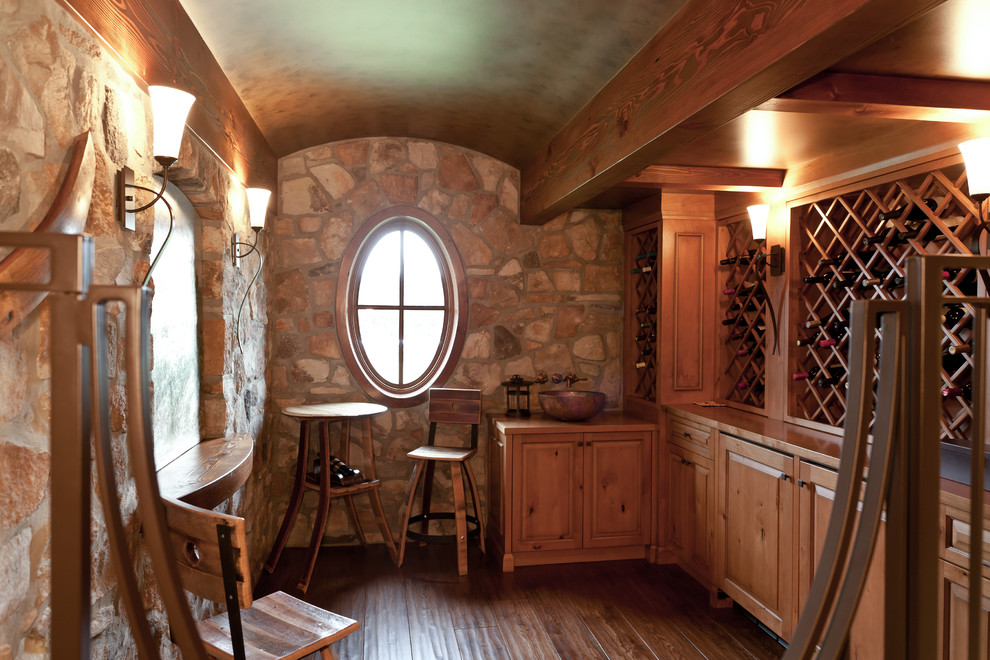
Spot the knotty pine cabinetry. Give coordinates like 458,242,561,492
488,414,657,572
622,193,716,419
797,461,885,659
939,487,990,659
665,415,716,591
719,433,796,637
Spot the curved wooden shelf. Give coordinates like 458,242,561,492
157,433,253,509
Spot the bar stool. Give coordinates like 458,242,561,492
397,388,484,576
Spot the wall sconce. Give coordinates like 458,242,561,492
748,203,785,277
232,187,271,351
117,85,195,286
960,137,990,202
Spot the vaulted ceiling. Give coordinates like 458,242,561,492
70,0,990,221
175,0,990,220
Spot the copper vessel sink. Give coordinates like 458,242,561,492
538,390,606,421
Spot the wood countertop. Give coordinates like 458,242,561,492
663,404,844,468
492,411,659,434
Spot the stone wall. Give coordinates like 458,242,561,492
0,0,268,656
271,137,623,547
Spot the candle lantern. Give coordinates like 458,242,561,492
501,375,534,416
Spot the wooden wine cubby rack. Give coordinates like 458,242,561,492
791,161,984,444
629,226,658,404
718,217,767,410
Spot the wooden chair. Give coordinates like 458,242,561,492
162,496,358,659
397,388,485,576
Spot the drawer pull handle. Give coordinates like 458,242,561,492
780,473,790,481
797,479,807,488
683,432,691,439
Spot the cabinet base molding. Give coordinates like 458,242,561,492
495,544,648,573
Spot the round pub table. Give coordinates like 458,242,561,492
264,402,397,592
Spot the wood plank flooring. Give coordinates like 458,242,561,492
254,544,784,659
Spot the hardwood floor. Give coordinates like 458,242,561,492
254,544,784,659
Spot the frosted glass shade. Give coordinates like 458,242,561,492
747,204,770,240
960,138,990,197
246,188,272,229
149,86,195,161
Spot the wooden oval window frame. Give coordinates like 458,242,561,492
336,205,467,407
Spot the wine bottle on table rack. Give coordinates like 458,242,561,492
942,383,972,399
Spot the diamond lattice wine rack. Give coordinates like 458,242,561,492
718,217,767,410
629,226,659,404
790,161,984,444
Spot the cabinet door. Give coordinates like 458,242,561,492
720,434,795,637
796,461,884,658
584,432,651,548
939,560,990,659
511,433,583,552
667,442,714,584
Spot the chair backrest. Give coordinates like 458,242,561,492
161,496,253,611
427,388,482,449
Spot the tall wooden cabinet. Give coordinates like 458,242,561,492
665,415,716,590
488,414,657,571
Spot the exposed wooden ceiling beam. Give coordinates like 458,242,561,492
55,0,276,189
755,72,990,123
519,0,948,225
621,165,785,192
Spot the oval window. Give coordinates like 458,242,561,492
336,206,467,406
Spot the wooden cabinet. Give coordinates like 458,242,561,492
489,414,656,571
665,414,716,589
939,560,990,660
718,433,796,637
796,460,885,658
667,442,715,585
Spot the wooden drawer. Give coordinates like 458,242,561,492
668,417,712,455
941,495,990,578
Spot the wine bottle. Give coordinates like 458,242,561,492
723,287,737,296
862,232,887,246
640,346,654,356
831,276,857,289
947,343,971,355
887,276,906,290
633,332,654,342
943,351,967,373
721,316,741,326
793,366,821,381
942,383,972,399
728,331,745,340
639,320,656,329
804,275,831,284
942,306,966,326
635,305,657,314
818,337,838,348
795,331,820,347
720,256,739,266
859,277,884,287
878,198,937,223
736,346,752,357
805,318,826,329
635,360,648,369
816,365,846,387
889,228,923,246
818,256,844,266
631,264,654,274
636,250,658,260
